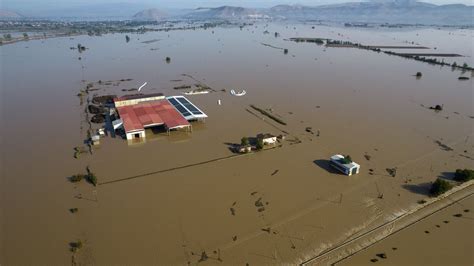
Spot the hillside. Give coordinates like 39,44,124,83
267,1,473,25
133,8,168,21
0,10,23,19
185,6,269,20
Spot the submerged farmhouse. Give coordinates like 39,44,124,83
113,94,207,140
257,133,277,145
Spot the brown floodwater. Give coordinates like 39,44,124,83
1,23,473,265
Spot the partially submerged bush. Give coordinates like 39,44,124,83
86,172,98,186
430,178,452,196
69,174,85,183
69,167,98,186
417,199,427,204
256,138,264,150
69,240,83,253
454,169,474,182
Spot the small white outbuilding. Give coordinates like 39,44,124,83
257,133,277,145
329,154,360,176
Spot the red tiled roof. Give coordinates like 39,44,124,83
116,100,190,133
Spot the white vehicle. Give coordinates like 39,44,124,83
329,154,360,176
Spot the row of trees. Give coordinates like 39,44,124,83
0,33,28,41
430,168,474,196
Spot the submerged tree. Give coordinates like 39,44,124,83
69,240,83,253
454,169,474,182
283,48,288,55
430,178,452,196
23,32,28,39
77,43,86,52
125,35,130,43
165,57,171,63
241,137,249,146
256,138,264,150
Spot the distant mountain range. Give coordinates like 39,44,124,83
0,10,23,19
265,0,473,25
183,1,472,25
132,8,168,21
184,6,270,20
1,0,472,25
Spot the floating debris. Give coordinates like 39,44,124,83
429,104,443,111
434,140,453,151
92,95,116,105
198,251,208,262
173,85,192,90
91,114,106,123
255,198,264,207
386,168,397,177
88,104,106,114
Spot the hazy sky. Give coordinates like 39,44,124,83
2,0,472,11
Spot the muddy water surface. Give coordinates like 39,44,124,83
1,23,473,265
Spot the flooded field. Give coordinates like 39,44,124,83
338,191,474,266
1,23,473,265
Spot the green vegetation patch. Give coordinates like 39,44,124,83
69,174,85,183
430,178,453,197
454,169,474,182
339,155,353,164
69,240,83,253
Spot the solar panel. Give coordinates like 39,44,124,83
168,98,191,117
176,97,203,115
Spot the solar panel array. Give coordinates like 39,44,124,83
167,98,191,117
176,97,203,115
166,96,208,120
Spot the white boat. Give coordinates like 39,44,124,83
231,89,247,96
